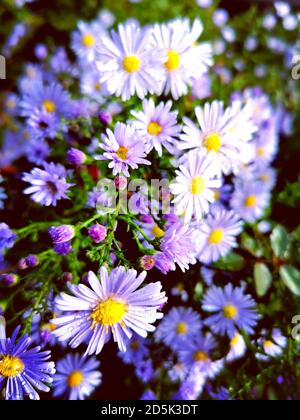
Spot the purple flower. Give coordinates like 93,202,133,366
154,252,174,275
98,111,112,125
49,225,75,244
0,223,17,251
0,274,19,287
67,148,86,165
135,360,154,383
54,242,73,256
88,224,107,244
25,255,39,268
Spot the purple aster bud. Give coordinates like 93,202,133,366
49,225,75,244
25,254,39,268
114,175,127,191
140,255,155,271
67,148,86,165
0,274,19,287
34,44,48,60
18,258,28,270
61,272,73,283
140,215,153,224
82,272,89,284
54,242,73,256
88,224,107,243
98,111,112,125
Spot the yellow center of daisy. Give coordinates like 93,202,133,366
165,51,180,71
116,146,129,161
152,224,165,238
230,333,240,347
260,174,269,182
6,99,16,109
204,133,222,153
42,322,57,332
264,340,274,349
191,177,205,196
43,100,56,113
147,121,163,136
257,147,265,157
214,190,220,201
193,351,209,362
223,304,238,320
82,34,96,48
0,355,24,378
123,55,141,73
68,371,84,388
244,195,257,208
209,229,224,245
95,83,101,91
176,322,188,335
130,341,140,351
90,297,127,330
27,68,36,78
23,131,30,141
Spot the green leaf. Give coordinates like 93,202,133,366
280,265,300,296
194,282,203,302
241,233,264,257
270,225,289,258
213,252,246,271
254,263,272,297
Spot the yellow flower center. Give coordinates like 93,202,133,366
130,341,140,351
43,100,56,114
223,304,238,320
95,83,101,91
230,333,240,347
0,355,24,378
23,131,30,141
257,147,265,157
123,55,141,73
260,174,269,183
152,224,165,238
244,195,257,208
264,340,274,349
116,146,129,161
27,68,36,78
193,351,209,362
176,322,188,335
6,99,16,109
209,229,224,245
42,323,57,332
148,121,163,136
68,371,84,388
214,190,220,201
90,297,127,331
165,50,180,71
191,177,205,196
82,34,96,48
204,133,222,153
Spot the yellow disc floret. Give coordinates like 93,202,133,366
148,122,163,136
209,229,224,245
68,371,84,388
193,351,209,362
176,322,188,335
204,133,222,153
123,56,141,73
82,34,96,48
244,195,257,208
116,146,129,161
165,51,180,71
152,224,165,238
43,100,56,113
90,297,127,330
223,304,238,320
191,177,205,196
0,355,24,378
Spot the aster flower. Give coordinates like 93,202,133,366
48,225,75,244
131,99,181,156
155,307,202,351
71,21,103,63
170,150,221,223
99,122,150,177
253,126,279,168
230,183,270,223
86,183,116,215
22,162,73,207
151,19,213,99
0,317,55,400
118,334,150,365
196,208,243,264
256,329,287,361
26,108,62,140
135,360,154,383
80,64,108,103
52,267,167,355
25,139,50,165
160,222,199,272
178,101,257,176
202,284,259,338
96,22,164,100
53,354,102,400
0,223,17,252
226,332,247,362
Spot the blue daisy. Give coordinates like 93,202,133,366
202,283,259,338
118,334,150,365
53,353,102,400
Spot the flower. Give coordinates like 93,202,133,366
160,222,199,272
96,22,163,100
80,64,108,104
53,354,102,400
140,255,155,271
22,162,73,206
196,208,243,264
230,183,270,223
256,329,287,361
118,334,150,365
67,148,86,165
202,284,259,338
25,139,50,165
71,20,103,63
99,122,150,177
170,151,221,222
178,100,257,176
0,223,17,251
226,332,247,362
0,316,55,400
155,307,202,351
48,225,75,244
135,360,154,383
0,274,19,287
131,99,181,156
86,183,116,215
52,267,167,355
151,19,213,99
54,242,73,256
25,255,39,268
88,224,107,243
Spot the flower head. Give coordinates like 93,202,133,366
230,183,270,223
71,21,103,63
0,223,17,251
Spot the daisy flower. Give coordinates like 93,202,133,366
52,267,167,355
152,19,213,99
96,22,163,100
170,150,221,223
253,128,279,168
99,122,150,177
196,208,243,264
22,162,73,207
71,21,103,63
230,183,271,223
131,99,181,156
155,307,202,351
0,223,17,252
0,316,55,400
53,354,102,400
80,64,108,103
178,101,257,175
202,284,259,338
256,329,287,361
160,222,199,272
118,334,150,365
226,332,247,362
